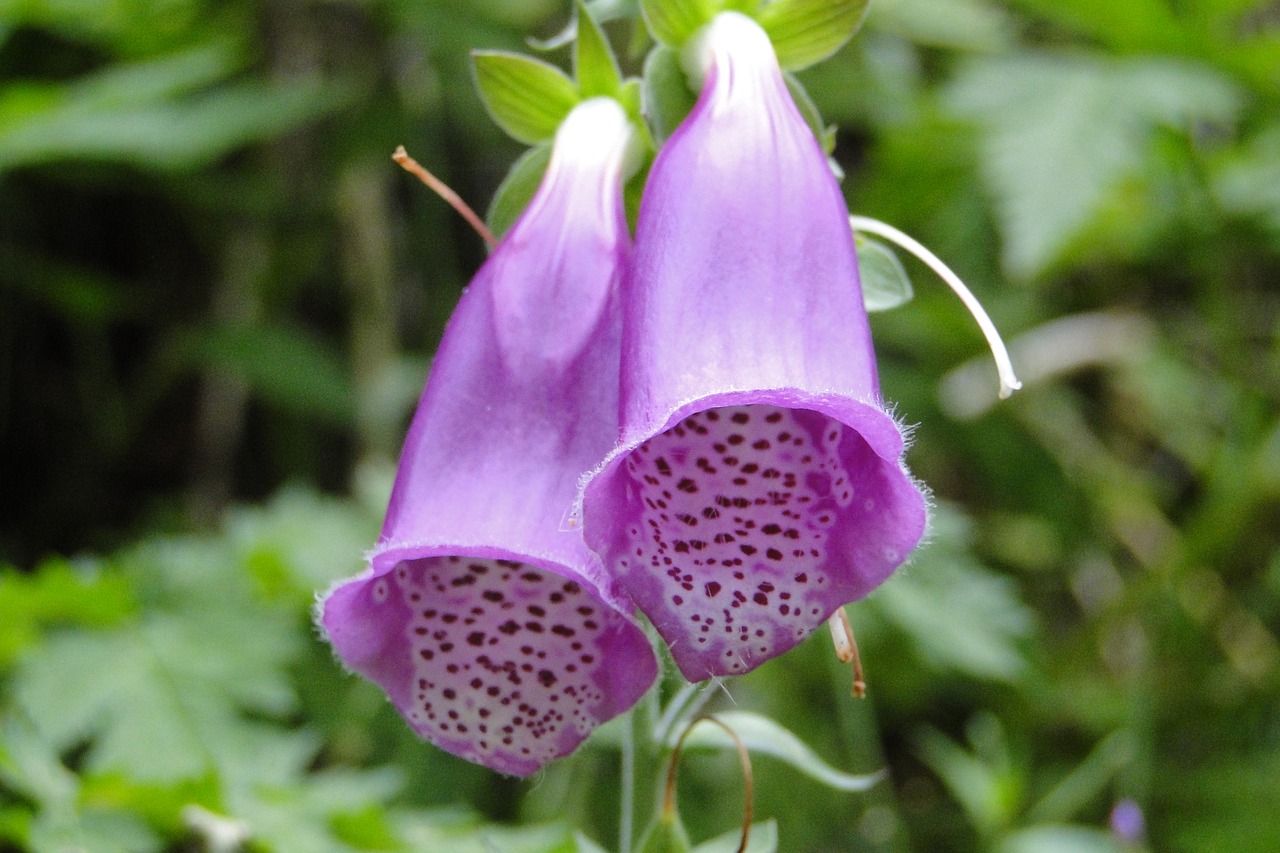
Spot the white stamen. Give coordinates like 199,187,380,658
827,609,854,663
850,215,1022,399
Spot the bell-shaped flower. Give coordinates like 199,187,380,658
321,98,657,776
580,13,928,682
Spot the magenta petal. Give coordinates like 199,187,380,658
320,100,657,776
581,15,927,682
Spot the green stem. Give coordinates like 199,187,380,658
620,705,636,853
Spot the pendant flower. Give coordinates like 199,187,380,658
320,98,657,777
580,13,928,682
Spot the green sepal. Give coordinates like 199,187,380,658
782,71,835,155
641,46,698,144
575,0,624,98
637,807,694,853
485,143,553,240
692,820,779,853
472,51,581,145
757,0,870,70
640,0,718,48
856,234,915,312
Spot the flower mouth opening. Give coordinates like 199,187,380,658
375,556,629,775
609,403,901,680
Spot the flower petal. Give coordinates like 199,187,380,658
321,99,657,775
581,14,927,681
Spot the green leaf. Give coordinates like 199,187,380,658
0,559,136,669
864,0,1014,51
574,831,612,853
1215,122,1280,241
191,322,356,424
640,0,718,48
393,811,579,853
0,46,342,171
670,712,885,792
692,820,778,853
1002,0,1189,52
638,810,694,853
226,487,378,602
917,727,1011,835
946,54,1241,278
996,826,1123,853
575,0,623,98
486,143,553,239
1026,732,1135,824
0,715,160,853
228,767,405,853
641,46,698,144
855,234,914,312
14,604,299,782
756,0,870,71
868,506,1034,682
472,51,581,145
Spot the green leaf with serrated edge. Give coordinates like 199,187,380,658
576,0,623,98
946,54,1240,278
640,0,717,47
14,604,299,782
642,46,698,144
757,0,870,71
692,821,778,853
855,234,914,312
486,143,553,240
669,712,885,792
472,51,580,145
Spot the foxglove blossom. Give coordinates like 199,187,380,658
581,13,928,681
321,98,657,776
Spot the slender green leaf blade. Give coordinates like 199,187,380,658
670,712,885,792
472,51,580,144
997,826,1123,853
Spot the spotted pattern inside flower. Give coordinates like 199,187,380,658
616,405,855,677
378,557,612,771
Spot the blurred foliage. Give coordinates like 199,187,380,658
1,0,1278,851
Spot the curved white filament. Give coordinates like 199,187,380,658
850,215,1022,399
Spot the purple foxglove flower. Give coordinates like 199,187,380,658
321,99,657,777
580,13,928,681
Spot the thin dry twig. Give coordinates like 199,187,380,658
392,145,496,249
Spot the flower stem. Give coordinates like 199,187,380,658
620,685,661,853
849,215,1022,399
620,708,636,853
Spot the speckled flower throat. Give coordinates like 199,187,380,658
382,557,626,775
615,404,897,677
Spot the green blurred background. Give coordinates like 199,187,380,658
1,0,1278,851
